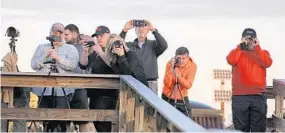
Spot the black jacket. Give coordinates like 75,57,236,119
79,51,116,97
110,51,149,87
79,51,114,74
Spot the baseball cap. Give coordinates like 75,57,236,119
91,25,110,37
51,23,65,33
242,28,257,38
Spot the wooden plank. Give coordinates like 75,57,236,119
126,88,135,132
134,95,145,132
192,109,223,117
119,81,127,132
216,117,223,128
272,115,285,132
0,72,120,78
266,86,275,99
156,113,168,132
207,117,212,128
143,104,157,132
1,108,118,121
273,79,285,97
111,122,119,132
120,75,206,132
1,73,120,89
275,95,284,118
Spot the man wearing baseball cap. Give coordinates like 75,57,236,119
91,25,110,48
79,25,116,132
226,28,273,132
31,23,79,132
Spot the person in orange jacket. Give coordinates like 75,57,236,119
162,47,197,117
227,28,273,132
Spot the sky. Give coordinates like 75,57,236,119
1,0,285,127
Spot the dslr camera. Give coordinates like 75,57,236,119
6,26,20,38
85,41,95,47
132,20,146,27
240,36,256,51
240,42,250,51
174,57,181,67
112,40,123,48
46,35,62,42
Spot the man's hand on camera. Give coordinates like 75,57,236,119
82,45,93,54
112,45,125,56
254,38,259,46
240,37,250,51
48,49,60,61
123,20,133,32
171,58,176,69
92,43,103,55
145,20,156,31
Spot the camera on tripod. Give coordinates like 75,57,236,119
6,26,20,38
46,35,62,43
5,26,20,53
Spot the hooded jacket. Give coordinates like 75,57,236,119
226,44,273,95
162,57,197,100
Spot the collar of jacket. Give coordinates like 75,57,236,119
133,38,149,46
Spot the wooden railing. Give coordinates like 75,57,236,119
192,109,223,129
1,72,234,132
272,79,285,132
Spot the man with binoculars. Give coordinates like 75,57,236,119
161,47,197,117
227,28,273,132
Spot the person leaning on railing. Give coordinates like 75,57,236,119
78,25,116,132
64,24,95,132
30,23,79,132
161,47,197,118
104,34,149,87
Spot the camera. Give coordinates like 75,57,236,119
85,41,95,47
46,35,62,42
240,42,250,51
240,36,256,51
112,40,122,48
6,26,20,38
174,57,181,66
132,20,146,27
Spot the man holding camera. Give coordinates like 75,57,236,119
226,28,273,132
64,24,94,132
31,23,79,132
79,25,116,132
119,20,168,94
161,47,197,117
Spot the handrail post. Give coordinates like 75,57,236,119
134,95,145,132
118,80,127,132
126,86,135,132
273,79,285,132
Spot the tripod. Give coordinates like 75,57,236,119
27,42,78,132
9,37,17,53
167,67,191,117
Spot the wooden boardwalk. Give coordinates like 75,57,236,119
0,72,240,132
